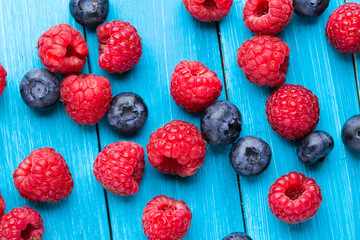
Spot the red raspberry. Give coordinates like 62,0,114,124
243,0,293,35
61,73,112,125
93,141,145,196
0,206,44,240
146,120,206,177
37,23,89,74
0,192,5,217
142,195,192,240
13,147,74,203
236,36,290,87
97,20,142,73
170,60,223,112
0,63,7,97
325,3,360,54
268,171,322,224
265,84,320,140
182,0,234,22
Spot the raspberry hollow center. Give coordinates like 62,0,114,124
21,224,37,240
285,185,305,200
255,0,270,17
202,0,217,9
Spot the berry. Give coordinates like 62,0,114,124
342,114,360,151
230,136,271,176
170,60,223,112
97,20,142,73
37,23,89,74
268,171,322,223
201,101,242,145
20,68,60,109
243,0,294,35
142,195,192,240
265,84,320,140
13,147,74,202
93,141,145,196
297,130,334,164
0,63,7,97
107,92,148,133
60,73,112,125
182,0,234,22
70,0,109,27
236,36,290,87
325,3,360,54
223,232,253,240
0,192,5,217
0,206,44,240
146,120,206,177
293,0,329,16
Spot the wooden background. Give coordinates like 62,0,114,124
0,0,359,239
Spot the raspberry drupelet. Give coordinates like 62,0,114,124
97,20,142,73
13,147,74,202
268,171,322,223
237,36,290,87
0,192,5,217
93,141,145,196
0,63,7,97
146,120,207,177
37,23,89,74
182,0,234,22
142,195,192,240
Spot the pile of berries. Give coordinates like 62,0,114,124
0,0,359,239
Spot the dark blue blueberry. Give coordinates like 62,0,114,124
70,0,109,27
297,130,334,164
200,101,242,145
293,0,329,16
107,92,148,133
230,136,271,176
222,232,252,240
342,114,360,151
20,68,60,110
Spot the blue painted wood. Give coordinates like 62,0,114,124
84,0,244,239
219,0,360,239
0,0,111,239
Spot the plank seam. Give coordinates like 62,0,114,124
216,21,247,233
351,54,360,109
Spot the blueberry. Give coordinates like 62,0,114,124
20,68,60,110
342,114,360,151
293,0,329,16
230,136,271,176
201,101,242,145
297,130,334,164
222,232,252,240
107,92,148,133
70,0,109,27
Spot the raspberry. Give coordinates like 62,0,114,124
325,3,360,54
0,63,6,97
243,0,294,35
97,20,142,73
182,0,234,22
0,192,5,217
268,171,322,223
93,141,145,196
170,60,223,112
0,206,44,240
236,36,290,87
265,84,320,140
37,23,89,74
60,73,112,125
13,147,74,202
146,120,206,177
142,195,192,240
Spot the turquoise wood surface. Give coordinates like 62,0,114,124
0,0,359,239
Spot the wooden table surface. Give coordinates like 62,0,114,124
0,0,359,239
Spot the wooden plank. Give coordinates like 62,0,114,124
0,1,111,239
84,0,244,239
219,0,360,239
